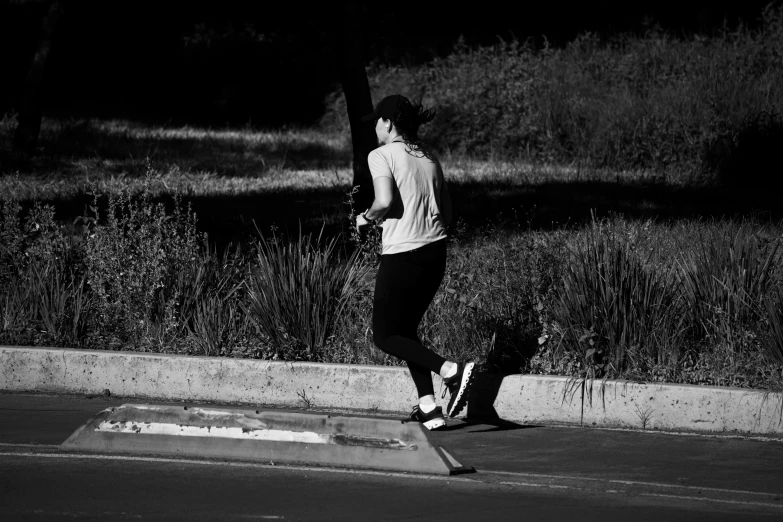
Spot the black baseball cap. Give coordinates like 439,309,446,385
361,94,410,123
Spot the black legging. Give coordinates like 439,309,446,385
372,239,447,399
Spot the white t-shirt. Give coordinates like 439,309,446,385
368,142,448,255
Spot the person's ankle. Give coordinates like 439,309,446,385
419,403,436,413
419,394,436,413
439,361,457,379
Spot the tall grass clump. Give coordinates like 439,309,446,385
0,195,89,347
678,223,783,384
546,218,686,381
763,287,783,369
243,230,370,361
178,244,251,357
536,216,783,387
25,258,90,345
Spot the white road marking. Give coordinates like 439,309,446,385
550,424,783,443
0,442,59,449
641,492,783,510
231,515,285,520
500,481,576,490
483,469,782,498
495,477,783,509
6,508,142,519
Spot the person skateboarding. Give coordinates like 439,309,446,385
355,94,475,430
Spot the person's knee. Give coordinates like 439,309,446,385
373,331,387,350
374,332,403,353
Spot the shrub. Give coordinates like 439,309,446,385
243,230,370,360
322,4,783,179
0,168,256,354
81,171,204,350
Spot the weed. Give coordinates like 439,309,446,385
297,389,314,409
634,403,656,430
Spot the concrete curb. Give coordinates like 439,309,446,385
2,346,782,435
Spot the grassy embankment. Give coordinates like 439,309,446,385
1,6,783,390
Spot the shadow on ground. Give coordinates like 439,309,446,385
6,173,782,249
425,373,543,433
0,119,351,176
441,419,541,433
157,180,783,246
2,119,782,247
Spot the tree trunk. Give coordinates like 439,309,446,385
13,0,62,155
336,2,377,210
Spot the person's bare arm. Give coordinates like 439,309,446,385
356,177,393,230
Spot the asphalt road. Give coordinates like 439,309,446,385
2,392,783,521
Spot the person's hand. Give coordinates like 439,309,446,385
355,212,372,235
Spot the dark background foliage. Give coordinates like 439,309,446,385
0,0,776,127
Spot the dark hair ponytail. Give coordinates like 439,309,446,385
391,99,436,146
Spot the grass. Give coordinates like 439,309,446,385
244,228,370,361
